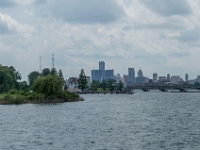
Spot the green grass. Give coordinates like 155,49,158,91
0,94,7,99
0,94,18,99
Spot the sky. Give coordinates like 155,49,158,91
0,0,200,81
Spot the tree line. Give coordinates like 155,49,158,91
0,65,22,93
0,65,66,93
0,64,83,104
90,79,124,93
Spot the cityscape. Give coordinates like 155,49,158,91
72,61,199,84
65,61,200,92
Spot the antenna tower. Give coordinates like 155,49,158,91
52,53,54,69
39,56,42,72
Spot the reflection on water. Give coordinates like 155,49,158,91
0,91,200,150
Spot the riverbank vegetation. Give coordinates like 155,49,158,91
0,64,82,105
90,79,124,93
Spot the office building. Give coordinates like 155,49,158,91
167,74,170,81
153,73,158,82
136,68,145,83
185,74,188,82
99,61,105,80
128,68,135,84
171,75,181,84
91,69,102,82
105,69,114,80
91,61,114,82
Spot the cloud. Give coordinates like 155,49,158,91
0,12,35,34
33,0,46,5
47,0,125,24
177,27,200,42
168,52,189,58
140,0,191,16
0,0,17,7
135,21,185,30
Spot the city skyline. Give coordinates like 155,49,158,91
89,61,200,84
0,0,200,80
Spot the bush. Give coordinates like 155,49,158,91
8,89,18,94
3,94,27,105
27,93,45,101
3,94,14,101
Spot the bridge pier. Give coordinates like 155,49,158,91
142,88,150,92
179,87,188,92
159,87,168,92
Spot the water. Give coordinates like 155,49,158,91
1,90,200,150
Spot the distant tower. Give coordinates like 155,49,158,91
153,73,158,82
39,56,42,72
167,73,170,81
128,68,135,84
52,53,54,69
99,61,105,81
137,68,144,83
185,73,188,82
138,68,143,78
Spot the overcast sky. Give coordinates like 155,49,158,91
0,0,200,80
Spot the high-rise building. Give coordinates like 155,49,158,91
138,68,143,78
115,74,121,83
128,68,135,84
167,74,170,81
122,74,129,86
185,74,188,82
171,75,181,84
91,69,102,82
153,73,158,82
105,69,114,80
99,61,105,81
136,68,145,83
91,61,114,82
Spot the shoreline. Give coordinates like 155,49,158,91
0,97,84,105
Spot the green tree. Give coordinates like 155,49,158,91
58,69,64,80
42,68,51,76
28,71,41,87
91,80,100,92
18,81,29,91
0,65,14,92
14,71,22,90
116,81,124,93
194,81,200,86
32,74,63,96
0,65,21,92
51,68,57,75
78,69,87,93
107,78,116,93
100,79,107,92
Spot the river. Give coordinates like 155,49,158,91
0,90,200,150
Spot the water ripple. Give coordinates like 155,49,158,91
0,91,200,149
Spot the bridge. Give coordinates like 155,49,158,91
126,84,200,92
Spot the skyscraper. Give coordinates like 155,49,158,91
105,69,114,80
167,73,170,81
185,73,188,82
99,61,105,81
137,68,144,83
91,69,102,82
128,68,135,84
138,68,143,78
153,73,158,82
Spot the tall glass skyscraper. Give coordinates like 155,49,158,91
91,61,114,82
128,68,135,84
99,61,105,81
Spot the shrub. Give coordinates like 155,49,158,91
3,94,27,105
27,93,45,101
8,89,18,94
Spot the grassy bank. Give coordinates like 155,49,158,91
0,90,82,105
